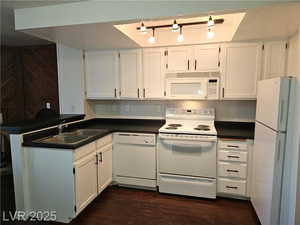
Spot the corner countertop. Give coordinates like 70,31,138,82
1,114,85,134
22,118,255,149
215,121,255,139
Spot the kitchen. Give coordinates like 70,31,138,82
1,1,300,225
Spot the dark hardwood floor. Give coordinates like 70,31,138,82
2,174,260,225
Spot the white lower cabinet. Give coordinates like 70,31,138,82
97,143,113,193
26,134,113,223
217,138,253,198
74,151,98,215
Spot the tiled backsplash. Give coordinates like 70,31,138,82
86,100,256,122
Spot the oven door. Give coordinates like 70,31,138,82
158,135,217,178
166,78,208,99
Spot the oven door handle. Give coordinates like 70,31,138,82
161,139,215,147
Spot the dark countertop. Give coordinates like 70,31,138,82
22,118,254,149
1,114,85,134
22,118,165,149
215,121,255,139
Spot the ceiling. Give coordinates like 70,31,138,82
0,0,85,46
1,1,300,47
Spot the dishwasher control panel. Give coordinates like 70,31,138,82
115,133,156,145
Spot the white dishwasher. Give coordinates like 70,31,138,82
113,132,157,189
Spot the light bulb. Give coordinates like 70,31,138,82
207,28,215,39
140,22,147,35
172,20,179,32
208,16,214,27
148,36,156,44
177,26,184,43
177,34,184,43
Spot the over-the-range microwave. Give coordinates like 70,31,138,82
165,77,219,100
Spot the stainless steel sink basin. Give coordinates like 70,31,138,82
38,134,89,144
35,129,105,145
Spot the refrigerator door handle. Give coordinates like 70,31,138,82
277,138,281,162
279,100,285,126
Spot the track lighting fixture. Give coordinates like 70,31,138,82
177,26,184,43
172,20,179,32
137,17,223,43
148,28,156,44
207,16,214,27
140,22,147,34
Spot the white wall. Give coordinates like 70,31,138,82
86,100,256,122
57,43,85,114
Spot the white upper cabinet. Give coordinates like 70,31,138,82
119,49,142,99
220,43,262,99
166,46,193,73
143,48,165,99
262,41,287,79
85,50,119,99
194,44,220,72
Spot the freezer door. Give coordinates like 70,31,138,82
256,77,290,132
251,122,285,225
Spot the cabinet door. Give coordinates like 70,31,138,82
220,43,262,99
194,44,220,72
97,144,113,194
166,46,193,72
143,48,165,99
85,50,119,99
263,41,287,79
119,49,142,99
74,152,97,215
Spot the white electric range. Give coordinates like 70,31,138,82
157,108,217,199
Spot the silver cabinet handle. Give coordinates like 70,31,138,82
143,88,145,98
222,88,225,98
95,154,98,164
226,169,239,173
228,155,240,159
187,59,190,70
195,59,197,70
114,88,117,98
226,186,238,189
98,152,102,163
227,145,239,148
138,88,140,98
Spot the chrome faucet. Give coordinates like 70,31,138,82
58,120,68,134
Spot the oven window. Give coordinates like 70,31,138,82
171,83,203,96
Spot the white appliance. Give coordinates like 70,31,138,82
114,133,156,189
252,77,293,225
165,77,219,100
158,108,217,199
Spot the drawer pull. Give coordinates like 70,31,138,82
227,145,239,148
227,155,240,159
226,185,238,189
226,169,239,173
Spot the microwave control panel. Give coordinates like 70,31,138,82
207,78,219,99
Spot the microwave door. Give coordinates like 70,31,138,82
167,78,207,99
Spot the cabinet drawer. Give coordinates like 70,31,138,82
219,139,248,151
96,134,112,149
218,150,248,163
74,142,96,161
218,162,247,179
218,178,246,196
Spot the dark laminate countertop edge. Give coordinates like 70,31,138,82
1,114,85,134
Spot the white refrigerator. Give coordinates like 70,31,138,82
252,77,293,225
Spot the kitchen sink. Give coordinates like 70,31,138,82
35,129,106,145
38,134,89,144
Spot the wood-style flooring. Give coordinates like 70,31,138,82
2,174,260,225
